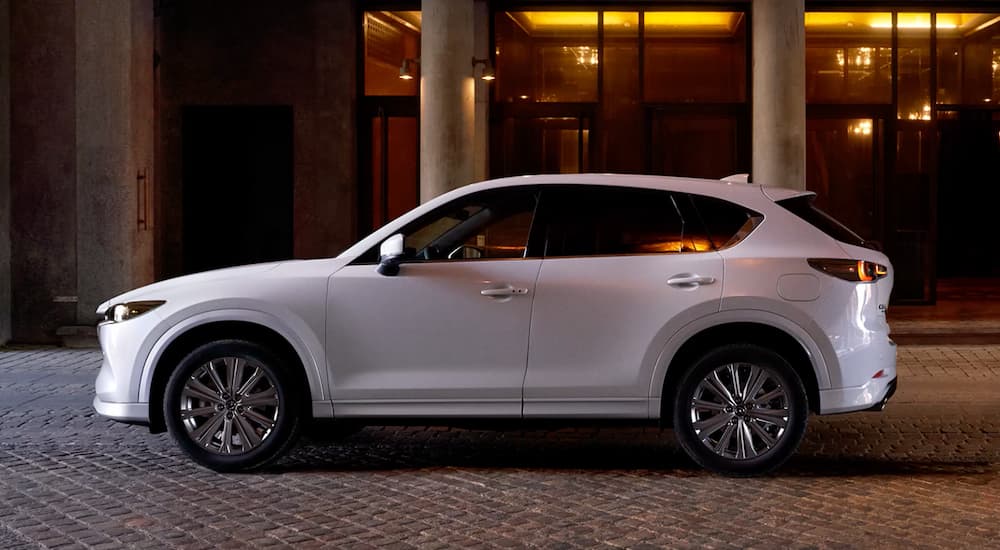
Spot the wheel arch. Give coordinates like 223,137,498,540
651,316,828,424
144,317,320,433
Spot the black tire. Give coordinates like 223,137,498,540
164,339,303,472
672,344,808,476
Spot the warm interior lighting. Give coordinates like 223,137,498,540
805,12,998,33
849,120,873,136
512,11,739,34
472,57,496,81
563,45,598,66
643,11,740,33
398,58,418,80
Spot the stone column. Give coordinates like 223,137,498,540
752,0,806,190
472,0,490,182
10,1,78,343
0,0,10,344
420,0,475,202
75,0,155,324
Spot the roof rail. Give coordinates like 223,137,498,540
720,173,751,184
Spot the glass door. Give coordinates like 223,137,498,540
647,107,749,179
491,104,594,177
359,98,418,231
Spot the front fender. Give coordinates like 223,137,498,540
137,303,328,403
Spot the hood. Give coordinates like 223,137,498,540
96,261,288,314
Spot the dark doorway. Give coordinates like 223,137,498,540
938,110,1000,277
182,106,294,274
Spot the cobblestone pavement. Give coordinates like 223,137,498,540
0,346,998,549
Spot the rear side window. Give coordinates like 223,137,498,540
777,195,871,248
687,194,763,250
542,186,714,257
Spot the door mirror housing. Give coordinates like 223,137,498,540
377,234,405,276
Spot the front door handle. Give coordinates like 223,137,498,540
667,274,716,288
481,286,529,297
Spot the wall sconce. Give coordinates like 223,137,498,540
399,58,419,80
472,57,495,81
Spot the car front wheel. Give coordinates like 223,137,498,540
672,344,808,476
164,340,302,472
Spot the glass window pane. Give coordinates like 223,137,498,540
498,117,588,176
650,113,739,179
403,189,538,260
898,13,931,120
495,12,598,103
643,11,747,103
937,13,1000,105
546,188,709,256
371,117,418,228
600,12,642,172
805,118,876,240
805,12,892,103
364,11,421,96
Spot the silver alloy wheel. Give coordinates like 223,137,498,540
179,357,280,455
688,362,790,460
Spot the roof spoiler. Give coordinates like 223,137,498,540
720,173,751,184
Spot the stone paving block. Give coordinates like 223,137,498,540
0,346,999,548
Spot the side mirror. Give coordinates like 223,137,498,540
377,234,405,276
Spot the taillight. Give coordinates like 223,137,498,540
808,259,888,283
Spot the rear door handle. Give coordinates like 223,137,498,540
667,274,716,288
481,286,529,297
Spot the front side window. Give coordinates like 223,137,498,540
542,186,714,257
401,188,539,261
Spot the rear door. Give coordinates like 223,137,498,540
523,186,725,417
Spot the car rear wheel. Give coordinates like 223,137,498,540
672,344,808,476
164,339,302,472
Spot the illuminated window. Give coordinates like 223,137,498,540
364,11,421,96
937,14,1000,105
495,12,599,103
643,11,747,102
805,12,892,103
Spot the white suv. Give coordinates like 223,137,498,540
94,174,896,475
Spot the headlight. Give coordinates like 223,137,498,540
103,301,165,323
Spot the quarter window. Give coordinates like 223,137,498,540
688,194,763,249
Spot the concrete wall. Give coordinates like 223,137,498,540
10,1,78,343
156,0,357,279
0,0,9,345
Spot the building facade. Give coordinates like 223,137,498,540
1,0,999,343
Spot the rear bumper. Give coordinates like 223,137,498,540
819,373,897,414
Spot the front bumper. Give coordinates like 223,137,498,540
93,395,149,424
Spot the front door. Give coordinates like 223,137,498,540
326,187,542,417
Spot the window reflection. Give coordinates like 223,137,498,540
805,12,892,103
937,14,1000,105
897,14,931,120
806,118,876,240
495,12,599,103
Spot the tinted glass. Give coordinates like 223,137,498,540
402,188,539,261
688,194,762,249
543,187,713,257
495,12,598,103
777,195,871,248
